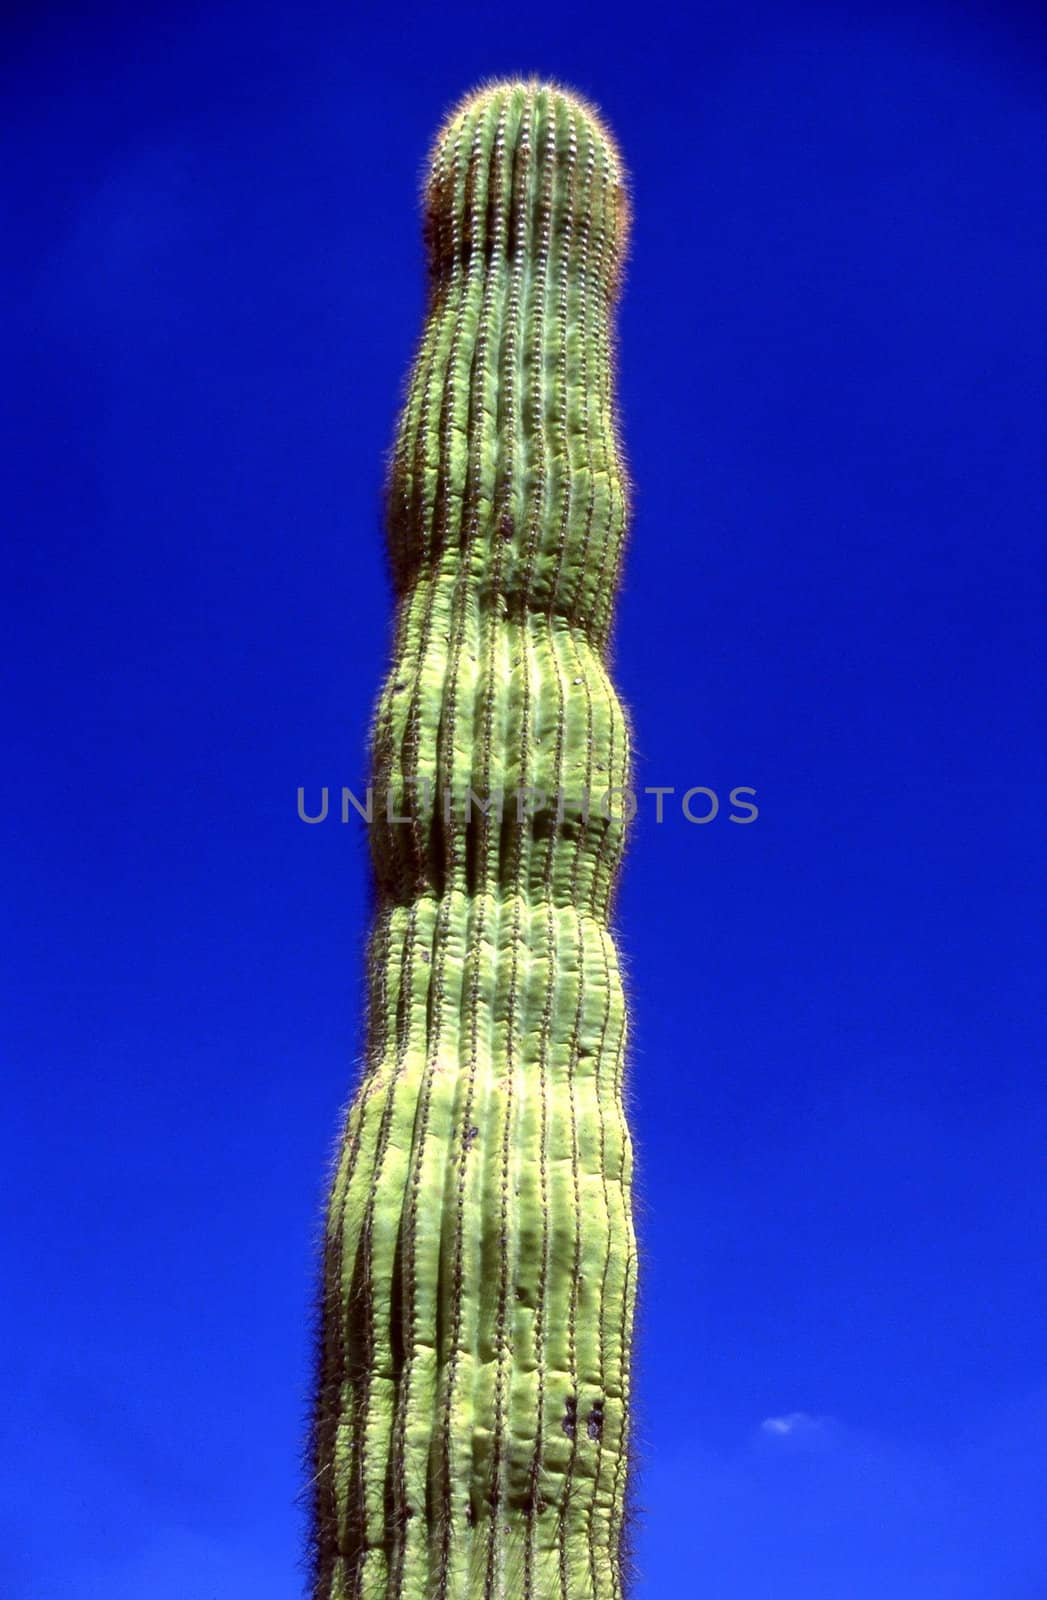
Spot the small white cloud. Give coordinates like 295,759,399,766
760,1411,823,1436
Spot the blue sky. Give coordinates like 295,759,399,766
3,2,1045,1596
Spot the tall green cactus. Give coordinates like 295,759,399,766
310,78,637,1600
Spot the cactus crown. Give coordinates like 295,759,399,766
388,80,630,642
423,80,630,284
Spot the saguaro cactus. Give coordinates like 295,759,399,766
310,79,636,1599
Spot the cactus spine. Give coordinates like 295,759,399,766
310,79,636,1600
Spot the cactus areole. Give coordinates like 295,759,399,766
310,79,637,1599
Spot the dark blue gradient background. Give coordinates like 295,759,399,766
4,3,1045,1595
